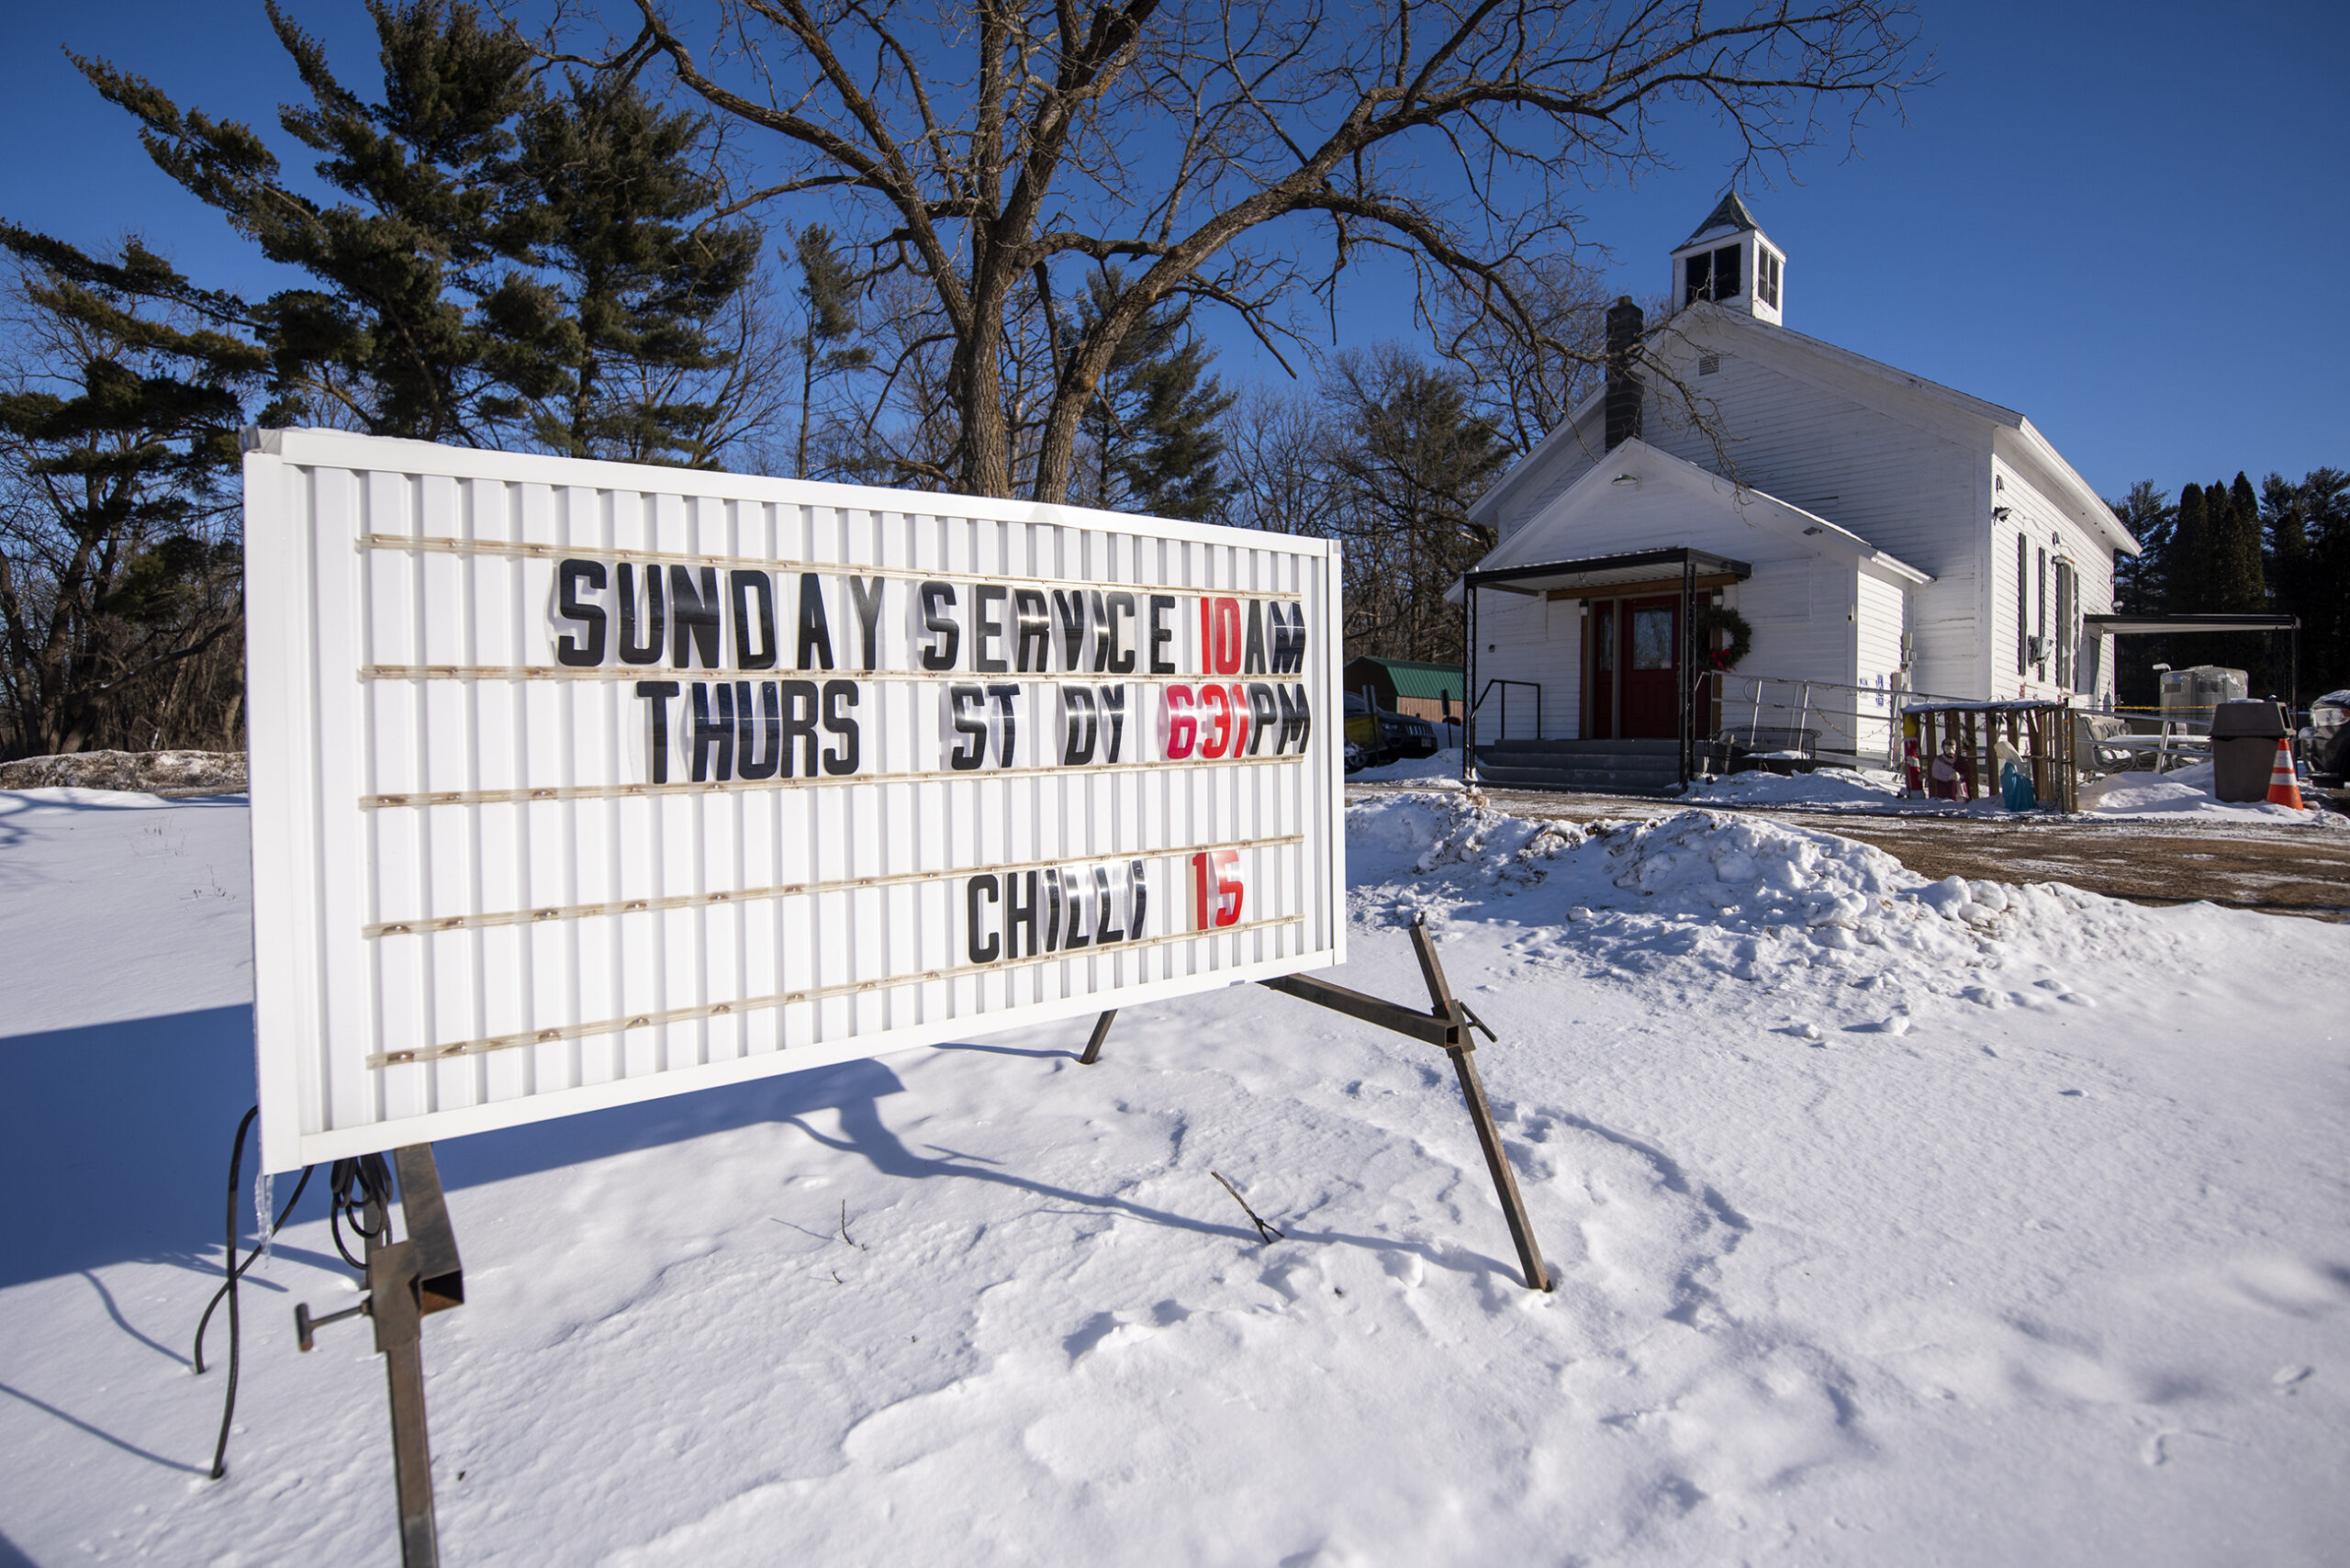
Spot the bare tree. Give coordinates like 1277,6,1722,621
1218,383,1333,535
1430,251,1615,457
596,0,1919,502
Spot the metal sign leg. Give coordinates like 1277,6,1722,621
370,1238,440,1567
1079,1009,1117,1066
1443,1042,1551,1293
299,1144,464,1568
1259,920,1553,1292
1406,920,1551,1293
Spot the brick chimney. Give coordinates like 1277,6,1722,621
1605,297,1643,452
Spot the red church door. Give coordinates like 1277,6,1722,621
1617,596,1681,739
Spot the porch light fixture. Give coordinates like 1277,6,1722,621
1992,505,2013,521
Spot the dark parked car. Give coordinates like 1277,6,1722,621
2305,690,2350,782
1343,692,1438,769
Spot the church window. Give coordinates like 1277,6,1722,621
2055,561,2077,689
1632,609,1674,669
2015,534,2029,676
1699,354,1720,375
1759,250,1782,308
2036,548,2049,675
1683,244,1745,305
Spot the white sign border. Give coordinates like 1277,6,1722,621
244,430,1348,1173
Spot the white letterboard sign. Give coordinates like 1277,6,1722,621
243,431,1345,1172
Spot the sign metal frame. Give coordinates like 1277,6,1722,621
245,430,1346,1173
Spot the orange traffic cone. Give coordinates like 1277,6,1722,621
2266,738,2306,810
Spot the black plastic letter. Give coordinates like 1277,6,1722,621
731,571,778,670
967,876,1001,963
671,566,722,667
796,573,835,671
555,559,607,666
635,679,680,781
619,564,665,665
821,679,860,776
919,582,959,670
1147,594,1175,675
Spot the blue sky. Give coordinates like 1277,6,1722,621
3,0,2343,498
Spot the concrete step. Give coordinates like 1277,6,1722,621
1471,762,1683,795
1473,737,1679,757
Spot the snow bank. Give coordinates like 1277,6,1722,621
1350,790,2158,1036
1681,758,2335,826
2081,760,2323,822
0,748,245,793
1682,765,1907,809
1349,746,1467,785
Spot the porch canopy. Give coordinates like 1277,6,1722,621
1460,545,1753,599
1461,547,1754,786
2083,613,2298,636
2083,612,2302,710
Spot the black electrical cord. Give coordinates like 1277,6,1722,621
328,1154,392,1269
193,1163,313,1373
196,1106,315,1481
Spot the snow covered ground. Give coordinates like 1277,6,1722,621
3,787,2346,1565
1360,751,2333,827
1685,760,2333,824
1348,746,1468,785
2076,761,2324,822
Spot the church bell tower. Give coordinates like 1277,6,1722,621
1669,193,1784,326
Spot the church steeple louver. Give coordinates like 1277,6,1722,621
1669,194,1785,325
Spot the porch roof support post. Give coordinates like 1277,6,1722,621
1464,580,1479,786
1680,550,1695,789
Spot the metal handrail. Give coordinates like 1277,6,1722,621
1707,670,1942,769
1472,678,1541,746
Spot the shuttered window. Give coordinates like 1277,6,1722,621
2016,534,2029,676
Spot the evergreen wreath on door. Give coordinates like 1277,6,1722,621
1693,603,1752,669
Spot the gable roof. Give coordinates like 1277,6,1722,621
1343,657,1464,701
1683,192,1762,246
1468,305,2141,557
1687,308,2138,555
1461,437,1931,592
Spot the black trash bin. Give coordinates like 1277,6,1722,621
2210,699,2290,801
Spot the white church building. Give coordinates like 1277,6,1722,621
1458,195,2137,788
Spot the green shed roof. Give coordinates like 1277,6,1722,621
1348,657,1465,701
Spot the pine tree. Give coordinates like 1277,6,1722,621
2106,480,2174,710
2194,474,2272,690
1075,269,1234,521
512,73,762,465
0,230,263,757
73,2,763,460
2266,468,2350,703
2169,483,2210,613
2108,480,2173,615
1322,347,1509,661
2227,472,2266,606
789,225,870,480
78,3,557,442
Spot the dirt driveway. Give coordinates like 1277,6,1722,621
1353,782,2350,924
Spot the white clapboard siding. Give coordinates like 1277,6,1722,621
1472,591,1580,738
1470,302,2132,707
